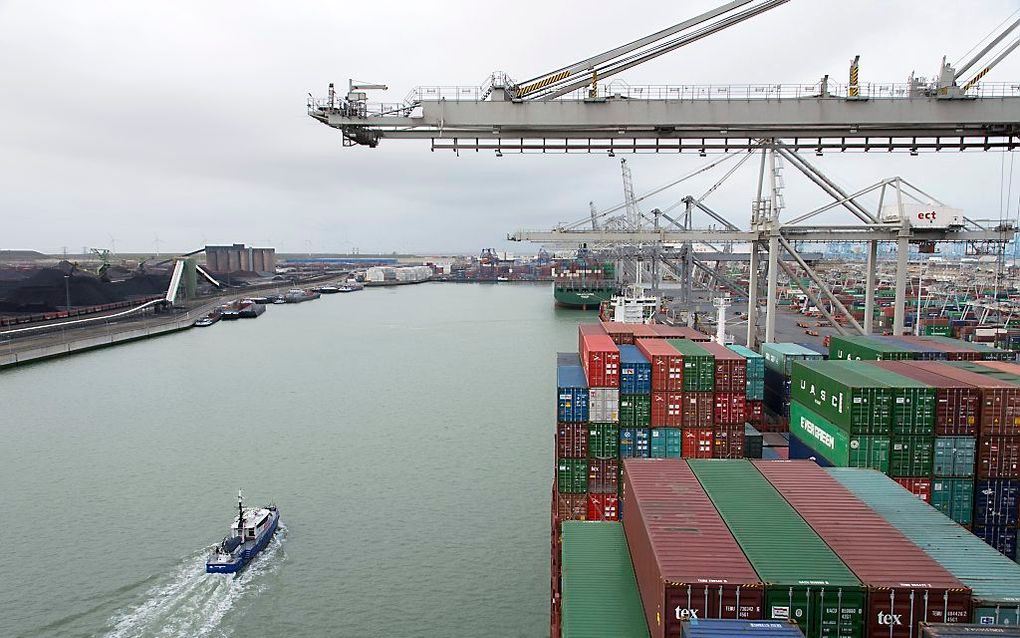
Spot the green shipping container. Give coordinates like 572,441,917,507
829,335,914,361
853,364,936,436
667,339,715,391
925,336,1014,361
889,435,934,478
761,342,824,376
790,401,890,472
932,436,976,478
588,423,620,459
689,460,866,638
649,427,681,458
557,458,588,494
829,468,1020,626
619,394,651,428
930,478,974,525
791,361,893,435
924,325,953,337
560,521,650,638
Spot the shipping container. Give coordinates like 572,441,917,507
933,437,977,478
890,435,935,478
689,459,866,638
682,391,715,429
555,490,587,522
893,477,932,502
764,366,793,419
748,400,765,426
558,358,590,423
829,468,1020,626
667,339,716,392
870,336,950,361
791,361,893,435
870,362,979,436
729,344,766,400
897,336,984,361
621,428,652,459
588,423,620,459
588,458,620,494
620,345,653,395
621,394,652,428
924,336,1014,361
920,625,1020,638
557,458,588,494
682,428,714,459
653,325,712,341
789,432,834,465
586,493,619,521
700,341,748,393
637,339,684,392
974,479,1020,527
649,428,682,459
559,521,650,638
558,422,589,458
580,326,621,387
930,478,974,525
755,461,972,637
789,401,891,472
714,422,746,459
830,335,914,361
651,391,683,427
979,435,1020,479
761,342,824,376
622,459,765,638
714,391,748,425
745,424,764,459
972,524,1018,560
681,620,804,637
855,364,937,436
589,388,620,423
904,363,1020,436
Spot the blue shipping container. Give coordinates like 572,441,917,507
975,479,1020,527
681,619,804,637
649,427,681,458
789,433,834,467
972,524,1018,560
932,436,976,478
558,360,590,423
619,427,651,458
618,345,652,395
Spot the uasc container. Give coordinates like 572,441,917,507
791,361,893,436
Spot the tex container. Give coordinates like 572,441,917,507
789,401,891,472
559,521,650,638
637,338,684,392
682,391,715,429
649,428,681,459
829,335,914,361
621,394,652,428
621,428,652,459
683,428,713,459
558,356,590,423
589,388,620,423
558,422,589,458
974,479,1020,527
932,437,977,478
588,423,620,459
870,362,979,436
791,361,893,436
621,459,765,638
920,626,1020,638
855,363,937,436
909,363,1020,436
729,344,765,400
761,342,824,376
889,435,935,478
756,461,972,637
681,620,804,637
579,325,621,388
667,339,716,392
651,391,683,427
700,341,748,394
620,345,653,395
557,458,588,494
829,468,1020,627
689,459,866,638
930,478,974,525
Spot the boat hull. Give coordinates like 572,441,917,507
206,509,279,574
554,286,616,310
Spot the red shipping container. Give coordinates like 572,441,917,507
579,333,620,388
979,434,1020,479
713,392,747,425
893,477,932,503
554,490,587,523
755,461,972,636
586,493,619,521
650,391,683,427
631,324,659,340
907,362,1020,435
556,423,588,459
601,321,634,345
622,459,765,638
747,400,764,426
682,427,714,458
713,423,746,459
682,391,714,429
637,338,683,391
587,458,619,494
872,362,979,436
652,325,712,341
699,341,748,393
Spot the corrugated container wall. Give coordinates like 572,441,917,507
620,345,652,395
681,620,805,637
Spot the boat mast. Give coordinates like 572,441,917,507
237,489,244,537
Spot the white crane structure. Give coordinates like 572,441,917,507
308,0,1020,346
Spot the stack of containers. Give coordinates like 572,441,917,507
618,344,652,465
601,321,659,345
667,339,716,457
761,343,824,431
622,459,765,637
871,361,978,524
924,336,1014,361
688,459,866,638
870,336,949,361
700,341,748,458
829,334,914,361
556,353,590,522
579,324,621,521
755,461,972,634
830,467,1020,626
727,344,765,428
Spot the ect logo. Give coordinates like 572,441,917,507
675,607,699,621
877,611,903,626
916,210,938,221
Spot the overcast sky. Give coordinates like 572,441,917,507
1,0,1019,255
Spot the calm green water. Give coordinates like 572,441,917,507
1,283,585,637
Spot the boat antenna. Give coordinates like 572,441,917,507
237,489,244,536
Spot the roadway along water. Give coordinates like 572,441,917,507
0,283,583,638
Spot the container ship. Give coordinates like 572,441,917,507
553,256,616,310
550,321,1020,638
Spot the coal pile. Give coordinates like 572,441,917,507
0,267,169,312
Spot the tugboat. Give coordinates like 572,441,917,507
193,312,221,327
338,281,364,293
206,490,280,574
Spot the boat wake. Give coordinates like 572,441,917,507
101,527,286,638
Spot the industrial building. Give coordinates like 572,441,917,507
204,244,276,274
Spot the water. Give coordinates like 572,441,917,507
0,283,585,637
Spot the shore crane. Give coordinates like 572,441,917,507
308,1,1020,345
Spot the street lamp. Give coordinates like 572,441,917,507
64,274,71,313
